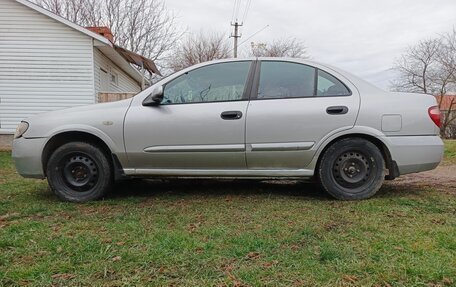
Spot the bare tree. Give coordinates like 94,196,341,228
392,30,456,138
250,38,308,58
34,0,102,26
392,38,442,94
33,0,181,66
437,30,456,137
167,31,231,72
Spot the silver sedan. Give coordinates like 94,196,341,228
12,58,444,202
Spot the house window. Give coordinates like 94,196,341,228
100,68,110,91
110,70,119,86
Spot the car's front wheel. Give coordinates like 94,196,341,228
46,142,112,202
317,138,385,200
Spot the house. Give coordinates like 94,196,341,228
0,0,160,138
435,95,456,138
435,95,456,112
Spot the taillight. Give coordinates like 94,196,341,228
428,106,442,128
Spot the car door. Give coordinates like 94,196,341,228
124,60,254,172
245,60,360,170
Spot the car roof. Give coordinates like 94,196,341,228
204,57,384,92
158,57,384,94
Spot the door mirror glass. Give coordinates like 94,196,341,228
143,86,164,106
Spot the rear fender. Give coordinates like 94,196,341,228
307,126,390,170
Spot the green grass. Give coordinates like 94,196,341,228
444,140,456,164
0,147,455,286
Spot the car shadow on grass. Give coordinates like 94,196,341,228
107,178,332,201
105,178,419,201
30,178,425,203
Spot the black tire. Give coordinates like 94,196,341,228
46,142,113,203
317,138,385,200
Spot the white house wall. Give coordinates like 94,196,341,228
0,0,95,133
93,48,141,97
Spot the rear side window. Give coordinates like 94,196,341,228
257,61,316,99
317,70,351,97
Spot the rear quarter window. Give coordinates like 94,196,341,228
317,69,351,97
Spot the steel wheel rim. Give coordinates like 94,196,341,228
332,150,376,192
60,153,99,192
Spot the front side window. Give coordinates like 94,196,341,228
162,61,251,104
317,70,351,97
258,61,316,99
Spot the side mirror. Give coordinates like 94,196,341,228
142,86,164,106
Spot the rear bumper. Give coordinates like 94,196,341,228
12,137,47,179
385,135,444,175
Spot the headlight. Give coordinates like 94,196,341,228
14,121,29,139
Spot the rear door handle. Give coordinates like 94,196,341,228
326,106,349,115
221,111,243,120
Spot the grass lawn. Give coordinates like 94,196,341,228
444,140,456,165
0,143,455,286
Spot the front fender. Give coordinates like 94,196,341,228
39,124,122,154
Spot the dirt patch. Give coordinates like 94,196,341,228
0,135,13,150
388,165,456,194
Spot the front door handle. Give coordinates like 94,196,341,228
221,111,243,120
326,106,349,115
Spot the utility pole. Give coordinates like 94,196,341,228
230,21,242,58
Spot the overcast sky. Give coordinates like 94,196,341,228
166,0,456,90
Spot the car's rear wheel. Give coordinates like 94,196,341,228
46,142,112,202
317,138,385,200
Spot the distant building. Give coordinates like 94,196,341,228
435,95,456,113
435,95,456,138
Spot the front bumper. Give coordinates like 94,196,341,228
385,135,444,175
12,137,48,179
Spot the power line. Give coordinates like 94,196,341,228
231,0,239,22
228,24,270,55
234,0,242,22
241,0,252,24
237,24,269,48
230,0,254,57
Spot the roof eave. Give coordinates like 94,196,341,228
97,46,150,85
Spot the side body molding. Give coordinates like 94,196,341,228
144,144,245,153
249,142,315,152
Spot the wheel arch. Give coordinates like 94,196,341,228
41,131,121,177
315,133,398,180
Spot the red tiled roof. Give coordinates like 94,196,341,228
435,95,456,111
86,27,114,43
